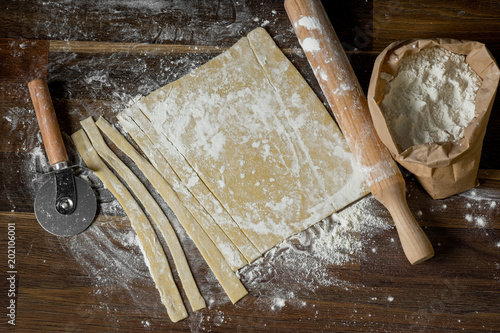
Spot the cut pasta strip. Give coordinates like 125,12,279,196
79,117,205,312
118,108,262,263
83,117,248,304
71,129,188,322
97,115,249,270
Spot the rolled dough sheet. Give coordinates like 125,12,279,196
71,129,188,322
126,27,368,255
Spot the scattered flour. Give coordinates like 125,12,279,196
475,216,487,228
380,47,482,150
271,297,286,311
61,222,167,323
238,196,391,300
459,188,498,228
296,16,322,30
301,37,321,53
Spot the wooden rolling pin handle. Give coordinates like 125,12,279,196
372,176,434,264
28,78,69,166
285,0,434,264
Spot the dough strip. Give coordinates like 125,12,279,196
79,117,206,312
85,116,248,304
119,107,263,261
71,129,188,322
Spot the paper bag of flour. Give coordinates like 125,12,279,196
367,39,500,199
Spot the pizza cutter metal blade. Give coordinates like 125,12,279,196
29,78,97,236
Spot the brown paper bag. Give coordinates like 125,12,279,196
367,39,500,199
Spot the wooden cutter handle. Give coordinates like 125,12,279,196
284,0,434,264
28,78,69,166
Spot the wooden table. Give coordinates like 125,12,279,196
1,0,499,331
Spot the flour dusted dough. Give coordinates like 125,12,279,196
71,129,188,323
97,116,248,271
94,117,248,304
118,107,261,265
123,27,367,256
91,117,205,311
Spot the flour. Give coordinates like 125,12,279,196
301,37,321,53
238,196,391,299
380,47,482,150
296,16,322,31
61,222,166,322
458,187,499,228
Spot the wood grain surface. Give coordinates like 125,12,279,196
1,0,499,332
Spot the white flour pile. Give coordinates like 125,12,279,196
380,47,482,150
238,196,391,295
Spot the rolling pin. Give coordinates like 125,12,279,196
284,0,434,264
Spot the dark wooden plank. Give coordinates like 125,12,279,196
0,0,373,51
0,0,291,46
373,0,500,53
0,38,49,99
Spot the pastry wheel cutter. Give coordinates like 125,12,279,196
28,78,97,236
